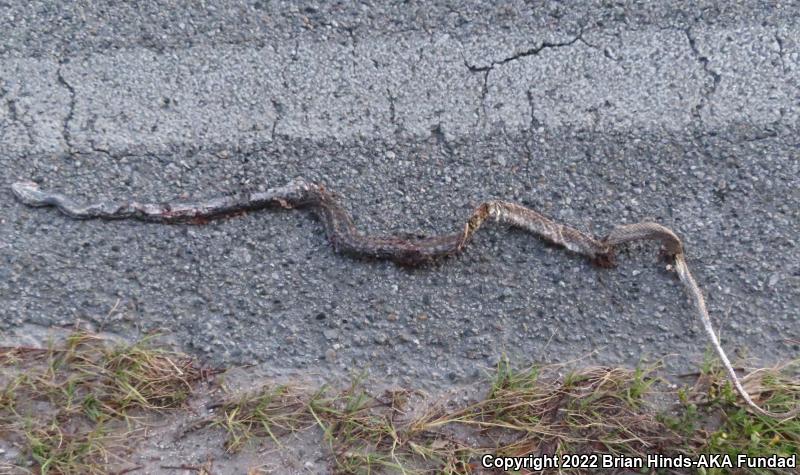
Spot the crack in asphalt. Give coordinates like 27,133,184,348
5,99,36,146
525,89,542,132
463,32,585,127
386,87,400,135
774,33,787,73
684,28,721,125
270,98,284,141
5,98,18,122
430,122,454,157
1,82,36,146
56,65,77,151
270,42,298,142
522,89,541,191
464,34,584,73
345,26,359,76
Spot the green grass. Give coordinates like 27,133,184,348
22,418,125,475
1,333,798,474
209,383,314,451
675,360,800,475
204,357,798,474
0,331,208,474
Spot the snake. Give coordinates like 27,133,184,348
10,178,798,420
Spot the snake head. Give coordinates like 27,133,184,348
11,181,49,206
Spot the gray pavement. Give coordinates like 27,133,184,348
1,2,798,390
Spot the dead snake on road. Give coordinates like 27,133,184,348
11,178,799,419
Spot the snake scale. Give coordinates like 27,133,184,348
10,178,798,419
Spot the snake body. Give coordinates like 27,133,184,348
10,178,798,419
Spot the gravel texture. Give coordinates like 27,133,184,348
1,2,799,392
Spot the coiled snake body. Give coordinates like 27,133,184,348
10,178,798,419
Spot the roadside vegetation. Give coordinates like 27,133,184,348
0,331,797,474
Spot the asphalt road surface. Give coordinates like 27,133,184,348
2,2,798,390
